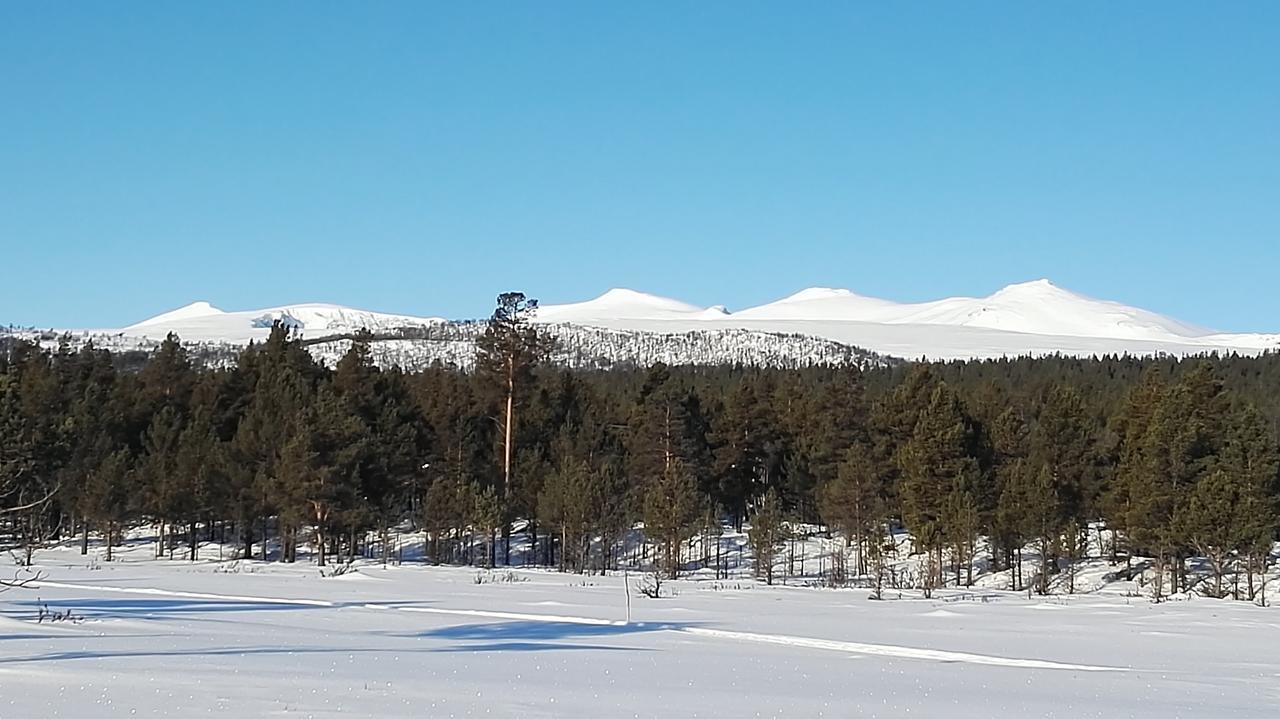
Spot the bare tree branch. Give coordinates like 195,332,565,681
0,567,45,593
0,482,60,515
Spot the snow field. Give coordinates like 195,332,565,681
3,537,1279,718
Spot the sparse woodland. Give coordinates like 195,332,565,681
2,293,1279,604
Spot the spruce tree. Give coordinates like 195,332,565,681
818,447,885,578
1029,385,1100,589
898,384,980,591
80,449,134,561
643,456,700,579
747,488,787,585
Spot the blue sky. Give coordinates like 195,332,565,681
2,3,1277,331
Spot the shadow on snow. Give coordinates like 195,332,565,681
414,619,696,652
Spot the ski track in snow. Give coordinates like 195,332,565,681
678,627,1123,672
30,579,1126,673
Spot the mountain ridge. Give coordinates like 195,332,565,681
16,279,1280,362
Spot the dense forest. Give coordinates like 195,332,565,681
3,294,1278,603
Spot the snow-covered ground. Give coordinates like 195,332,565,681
4,537,1278,717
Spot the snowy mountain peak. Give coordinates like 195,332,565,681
116,302,444,344
528,279,1274,358
537,289,711,321
988,278,1079,300
27,278,1276,366
126,301,225,329
781,287,861,302
735,287,900,321
594,288,695,307
993,278,1058,293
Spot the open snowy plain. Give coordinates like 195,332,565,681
4,542,1278,718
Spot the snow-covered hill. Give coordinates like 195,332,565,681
536,281,1279,360
8,301,887,371
122,301,448,343
536,288,730,322
7,280,1277,367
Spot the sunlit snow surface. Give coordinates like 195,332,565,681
4,542,1278,717
75,280,1279,361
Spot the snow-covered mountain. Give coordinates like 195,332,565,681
535,281,1279,360
536,288,730,322
121,301,448,343
7,280,1277,368
727,280,1209,341
10,300,886,371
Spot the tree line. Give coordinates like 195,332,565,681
2,293,1278,602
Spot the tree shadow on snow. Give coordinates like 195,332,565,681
430,641,648,653
6,597,329,621
413,619,696,653
0,645,415,665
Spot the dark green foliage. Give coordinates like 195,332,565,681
644,457,701,579
3,325,1280,600
747,488,787,585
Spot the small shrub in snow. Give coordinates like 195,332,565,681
474,570,527,585
213,561,259,575
636,571,676,598
320,560,356,578
37,602,83,624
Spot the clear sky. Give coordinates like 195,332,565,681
2,3,1277,331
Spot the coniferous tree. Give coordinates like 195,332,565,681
0,347,69,561
172,405,226,560
713,378,780,529
626,365,712,522
1130,363,1228,597
139,405,185,558
1107,369,1166,565
1029,385,1100,591
818,447,885,578
537,457,605,573
898,384,980,592
80,449,134,561
643,457,701,579
229,323,316,559
471,484,502,568
1213,404,1279,601
989,405,1030,579
747,487,787,585
474,292,550,564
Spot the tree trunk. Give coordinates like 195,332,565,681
243,521,254,561
502,374,515,566
1039,536,1050,595
529,520,538,568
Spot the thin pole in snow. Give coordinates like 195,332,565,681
623,569,632,625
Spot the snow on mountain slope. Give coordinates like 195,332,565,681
559,315,1275,362
120,302,445,343
733,287,904,321
14,280,1277,365
735,280,1214,341
126,300,225,328
537,288,716,321
887,280,1214,341
535,281,1279,360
